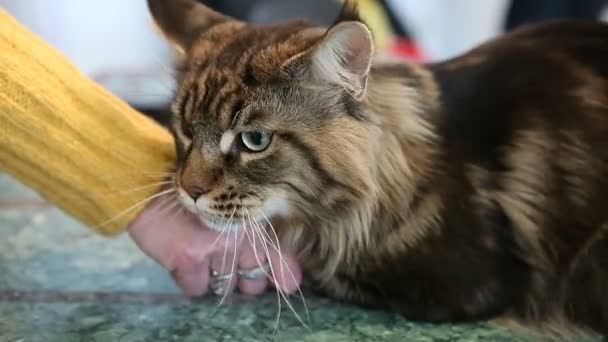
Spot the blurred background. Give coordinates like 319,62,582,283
2,0,607,126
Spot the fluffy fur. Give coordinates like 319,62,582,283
148,0,608,336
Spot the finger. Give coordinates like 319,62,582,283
267,246,303,295
238,230,268,295
129,200,217,270
171,258,210,297
209,233,240,296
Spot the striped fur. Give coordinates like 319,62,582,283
148,0,608,337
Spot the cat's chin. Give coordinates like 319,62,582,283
200,217,245,233
176,188,290,233
197,209,289,235
196,212,268,233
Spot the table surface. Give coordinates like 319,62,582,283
0,173,593,342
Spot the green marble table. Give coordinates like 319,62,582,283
0,173,589,341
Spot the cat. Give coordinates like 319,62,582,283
147,0,608,336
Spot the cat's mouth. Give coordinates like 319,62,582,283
197,212,267,233
181,200,266,233
195,201,288,232
176,188,290,233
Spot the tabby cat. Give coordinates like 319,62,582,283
147,0,608,336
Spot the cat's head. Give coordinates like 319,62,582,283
148,0,375,231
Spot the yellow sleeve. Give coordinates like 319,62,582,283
0,9,176,235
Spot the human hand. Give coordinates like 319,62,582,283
128,197,302,297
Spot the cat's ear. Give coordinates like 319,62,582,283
147,0,233,53
298,21,374,100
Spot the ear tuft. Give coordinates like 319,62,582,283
333,0,363,24
310,21,374,100
147,0,231,52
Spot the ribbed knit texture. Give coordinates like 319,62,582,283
0,9,176,235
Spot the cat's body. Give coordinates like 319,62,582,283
147,0,608,336
298,21,608,334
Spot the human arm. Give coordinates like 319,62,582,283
0,8,301,295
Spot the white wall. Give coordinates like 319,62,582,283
387,0,608,62
386,0,510,61
1,0,176,107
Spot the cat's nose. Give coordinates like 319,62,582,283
182,183,211,201
180,150,223,201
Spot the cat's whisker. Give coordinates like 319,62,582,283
242,205,270,278
247,209,309,333
155,194,181,219
207,210,231,309
242,216,266,279
215,212,239,307
218,223,239,306
219,219,231,276
244,207,282,334
260,213,285,281
166,198,184,222
96,188,175,229
142,171,176,178
209,208,237,251
258,209,310,323
254,224,309,333
244,207,283,331
159,197,187,242
214,229,230,307
242,212,267,282
115,180,174,195
139,173,175,183
242,206,274,292
241,213,285,336
141,193,175,223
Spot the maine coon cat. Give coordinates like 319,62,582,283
147,0,608,336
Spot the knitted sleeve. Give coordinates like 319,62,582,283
0,9,176,235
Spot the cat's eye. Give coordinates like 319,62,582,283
240,131,273,152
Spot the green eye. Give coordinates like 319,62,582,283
240,131,272,152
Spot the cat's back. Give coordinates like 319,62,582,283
433,19,608,79
429,19,608,167
422,20,608,332
426,18,608,271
